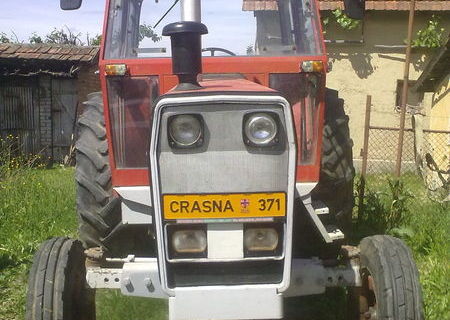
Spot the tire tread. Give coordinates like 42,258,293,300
359,235,424,320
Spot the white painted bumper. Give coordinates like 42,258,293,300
87,258,360,320
170,286,283,320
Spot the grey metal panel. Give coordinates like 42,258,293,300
0,78,39,154
158,104,289,194
51,79,77,145
51,78,77,160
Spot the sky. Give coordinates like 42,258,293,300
0,0,256,55
0,0,104,43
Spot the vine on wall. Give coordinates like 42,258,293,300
412,15,445,49
321,9,361,33
332,9,361,30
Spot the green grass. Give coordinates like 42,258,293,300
0,167,78,319
353,174,450,320
0,168,448,320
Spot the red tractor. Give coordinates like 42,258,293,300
27,1,423,319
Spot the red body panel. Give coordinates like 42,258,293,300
98,0,327,187
167,78,277,94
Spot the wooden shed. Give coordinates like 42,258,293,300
0,43,100,162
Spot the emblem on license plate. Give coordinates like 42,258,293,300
240,198,250,213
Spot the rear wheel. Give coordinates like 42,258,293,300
75,92,121,251
76,92,152,256
293,89,355,259
312,88,355,235
26,237,95,320
349,235,424,320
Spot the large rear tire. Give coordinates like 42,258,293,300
26,237,95,320
312,88,355,235
350,235,424,320
75,92,122,251
75,92,154,257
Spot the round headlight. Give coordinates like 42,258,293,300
244,113,278,145
169,114,202,147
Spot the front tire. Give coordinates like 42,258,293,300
26,237,95,320
350,235,424,320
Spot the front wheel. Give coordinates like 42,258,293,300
26,237,95,320
350,235,424,320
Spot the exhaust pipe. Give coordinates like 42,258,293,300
162,0,207,91
181,0,201,22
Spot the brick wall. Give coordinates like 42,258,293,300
77,62,101,114
38,75,52,159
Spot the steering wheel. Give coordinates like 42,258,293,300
202,47,236,56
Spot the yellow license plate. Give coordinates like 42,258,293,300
163,193,286,220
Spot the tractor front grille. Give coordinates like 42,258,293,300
149,94,296,292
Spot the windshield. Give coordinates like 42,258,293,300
105,0,323,59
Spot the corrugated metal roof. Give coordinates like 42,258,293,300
243,0,450,11
0,44,99,63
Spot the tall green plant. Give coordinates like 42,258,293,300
412,15,445,48
387,179,412,229
354,176,413,238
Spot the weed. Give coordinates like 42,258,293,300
387,179,412,229
0,135,45,181
354,176,413,238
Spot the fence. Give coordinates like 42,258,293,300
364,126,416,175
359,95,449,202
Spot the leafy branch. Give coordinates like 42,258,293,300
332,9,361,30
412,15,445,49
138,23,161,43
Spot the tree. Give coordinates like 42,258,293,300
45,27,83,46
29,33,43,44
0,32,10,43
88,34,102,46
139,23,161,43
1,25,161,47
0,31,21,44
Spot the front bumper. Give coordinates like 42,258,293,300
87,257,360,320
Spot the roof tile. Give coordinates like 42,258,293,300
3,46,18,54
0,44,99,63
243,0,450,11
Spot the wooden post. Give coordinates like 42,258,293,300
395,0,416,177
358,95,372,221
361,95,372,177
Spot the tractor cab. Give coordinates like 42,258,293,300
26,1,424,320
104,0,323,59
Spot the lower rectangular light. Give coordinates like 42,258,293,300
172,230,207,253
244,228,279,251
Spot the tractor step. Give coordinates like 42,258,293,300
326,225,345,241
311,200,329,215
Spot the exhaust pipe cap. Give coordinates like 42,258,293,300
163,21,208,91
